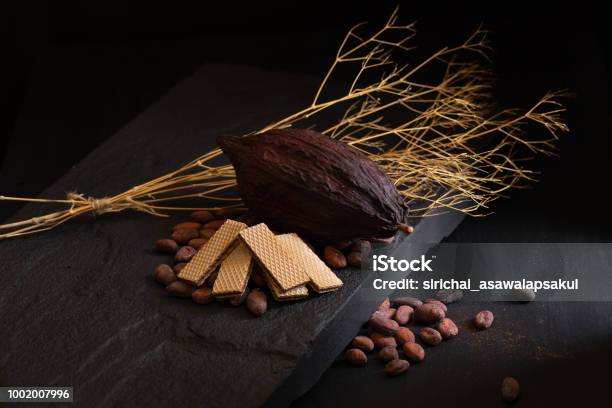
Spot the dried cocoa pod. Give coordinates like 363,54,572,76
369,315,399,336
351,336,375,353
436,318,459,339
378,346,399,362
501,377,520,402
155,238,178,254
246,290,267,316
218,129,408,242
173,222,201,231
419,327,443,346
402,342,425,363
192,287,214,304
171,228,200,244
154,264,176,286
385,359,409,376
166,281,195,298
414,303,446,323
394,327,415,346
392,296,422,308
175,246,197,263
394,305,414,325
423,299,448,313
369,332,397,349
474,310,494,330
345,348,368,366
191,210,215,223
323,246,347,269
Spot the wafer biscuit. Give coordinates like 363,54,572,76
260,268,309,301
277,233,343,293
178,219,246,286
212,242,253,297
239,223,310,290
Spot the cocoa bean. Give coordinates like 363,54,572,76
474,310,494,330
175,246,197,263
385,359,409,376
166,281,195,298
204,219,226,229
351,336,375,353
402,342,425,363
419,327,442,346
334,239,355,251
154,264,176,286
372,308,395,320
394,305,414,325
414,303,446,323
351,240,371,254
173,263,187,274
378,346,399,362
172,222,201,231
192,287,214,304
435,289,463,304
347,251,362,267
512,288,536,302
394,327,415,346
501,377,520,402
423,298,448,313
199,228,217,239
171,228,200,244
392,296,423,308
436,318,459,339
250,271,266,288
369,315,399,336
345,348,367,366
377,298,391,312
191,210,215,223
229,288,250,306
246,290,267,316
188,238,208,250
323,246,347,269
214,208,246,218
369,332,397,349
155,238,178,254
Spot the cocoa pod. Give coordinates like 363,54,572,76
385,359,409,376
368,315,399,336
394,305,414,325
423,298,448,313
171,228,200,244
347,251,362,268
402,342,425,363
229,288,250,306
188,238,208,250
204,219,226,229
154,264,176,286
474,310,494,330
394,327,415,346
166,281,195,298
155,238,178,254
351,336,375,353
199,228,217,239
191,210,215,223
175,246,197,263
192,287,214,304
392,296,422,308
501,377,520,402
218,129,408,242
173,222,201,231
414,303,446,323
345,348,367,366
378,346,399,362
419,327,442,346
369,332,397,349
323,246,347,269
436,318,459,339
435,289,463,304
246,290,267,316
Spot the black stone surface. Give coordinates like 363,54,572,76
0,64,465,407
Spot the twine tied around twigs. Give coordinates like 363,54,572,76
66,192,114,215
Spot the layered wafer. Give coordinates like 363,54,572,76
260,267,309,301
277,233,343,293
178,219,246,286
239,223,310,291
212,242,253,298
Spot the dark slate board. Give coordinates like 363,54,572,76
0,64,464,408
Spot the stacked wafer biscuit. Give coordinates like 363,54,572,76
176,220,343,301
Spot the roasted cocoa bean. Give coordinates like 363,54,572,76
402,342,425,363
166,281,195,298
347,251,362,267
512,288,536,302
154,264,176,286
246,290,267,316
334,239,355,251
351,335,375,353
175,246,197,263
192,287,214,304
171,228,200,244
345,348,368,366
250,271,266,288
188,238,208,250
373,308,395,320
204,219,226,229
323,246,347,269
394,305,414,325
173,263,187,274
199,228,217,239
191,210,215,223
419,327,442,346
351,240,371,254
378,298,391,312
378,346,399,362
394,327,415,346
155,238,178,254
173,222,201,231
369,315,399,336
229,288,250,306
369,332,397,349
214,208,246,218
385,359,409,376
501,377,520,402
423,298,448,313
436,318,459,339
435,289,463,304
474,310,494,330
414,303,446,323
392,296,423,308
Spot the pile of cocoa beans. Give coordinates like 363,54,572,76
152,209,268,317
